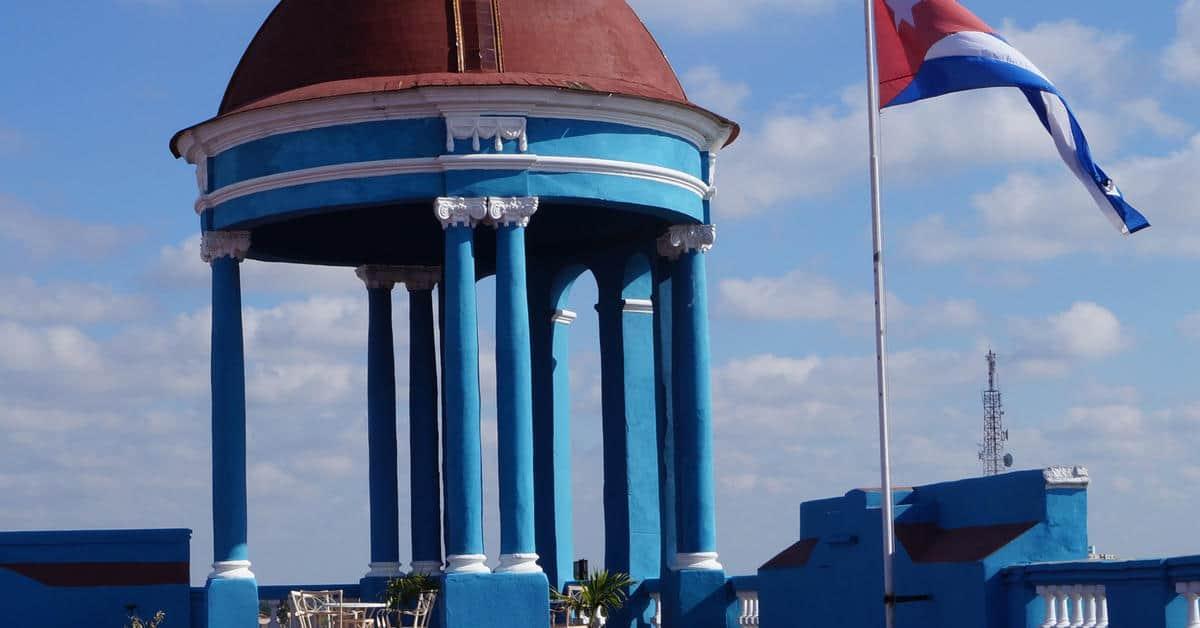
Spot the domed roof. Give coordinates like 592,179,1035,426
217,0,703,116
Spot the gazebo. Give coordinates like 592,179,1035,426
170,1,738,626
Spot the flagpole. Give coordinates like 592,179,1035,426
862,1,897,627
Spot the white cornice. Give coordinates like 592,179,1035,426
552,309,578,325
622,298,654,314
175,87,734,162
194,154,709,214
1044,465,1089,489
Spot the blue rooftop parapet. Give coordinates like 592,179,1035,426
757,467,1091,628
0,528,193,628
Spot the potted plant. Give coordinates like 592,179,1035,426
258,601,272,625
385,573,440,612
123,604,166,628
553,570,635,628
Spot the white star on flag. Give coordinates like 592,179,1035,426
884,0,922,29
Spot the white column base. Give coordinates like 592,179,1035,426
672,552,723,571
445,554,491,574
410,560,444,576
209,560,255,580
364,561,404,579
495,553,542,574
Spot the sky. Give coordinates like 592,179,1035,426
1,0,1199,586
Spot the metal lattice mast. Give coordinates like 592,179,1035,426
979,351,1008,476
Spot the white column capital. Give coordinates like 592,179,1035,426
657,224,716,260
495,553,542,574
445,554,491,574
356,265,442,291
486,197,539,228
201,231,252,263
435,197,489,229
672,552,723,571
208,560,255,580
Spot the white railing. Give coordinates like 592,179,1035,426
1178,582,1200,628
1036,585,1108,628
736,590,760,626
649,592,662,627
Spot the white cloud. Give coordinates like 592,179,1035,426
0,196,132,261
718,267,980,333
151,234,362,295
1164,0,1200,84
1176,310,1200,340
1009,302,1127,376
908,133,1200,263
629,0,844,33
682,66,750,119
0,276,152,324
1002,19,1134,98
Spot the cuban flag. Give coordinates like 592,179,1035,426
876,0,1150,234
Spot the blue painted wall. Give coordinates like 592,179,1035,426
758,470,1090,628
0,529,193,628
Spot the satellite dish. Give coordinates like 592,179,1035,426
1003,453,1014,468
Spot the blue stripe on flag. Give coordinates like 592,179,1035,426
887,55,1150,234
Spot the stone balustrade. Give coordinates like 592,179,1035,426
1036,584,1108,628
736,589,760,626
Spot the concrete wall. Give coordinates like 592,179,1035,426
0,529,192,628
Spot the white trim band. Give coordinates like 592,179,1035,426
622,299,654,314
552,309,578,325
672,552,723,571
364,562,404,579
194,154,710,214
409,560,444,576
175,87,733,161
445,554,491,574
209,560,255,580
495,553,543,574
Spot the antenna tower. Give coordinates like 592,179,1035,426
979,350,1009,475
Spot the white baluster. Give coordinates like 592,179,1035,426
735,591,760,626
1071,586,1085,628
1056,588,1072,628
1095,585,1108,628
1082,586,1097,628
1039,586,1058,628
649,592,662,627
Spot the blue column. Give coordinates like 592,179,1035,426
663,227,721,569
357,268,402,599
491,198,541,574
203,230,258,628
652,271,677,578
406,272,444,575
436,198,489,574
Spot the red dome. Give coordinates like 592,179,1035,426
218,0,701,116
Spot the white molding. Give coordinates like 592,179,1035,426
1044,465,1089,488
364,561,404,579
209,560,255,580
495,553,542,574
487,197,539,228
409,560,444,576
657,224,716,260
435,197,489,229
672,552,723,571
622,298,654,314
445,554,491,574
176,87,733,162
552,309,578,325
201,230,252,263
356,265,442,291
446,115,528,153
193,154,709,214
